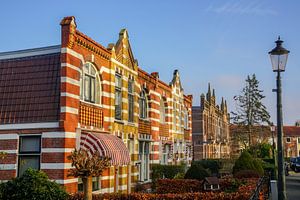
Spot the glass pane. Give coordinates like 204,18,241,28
18,156,40,176
84,75,90,101
128,81,133,93
115,75,122,88
91,77,95,102
90,66,96,76
84,64,89,73
20,136,41,153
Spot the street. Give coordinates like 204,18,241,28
286,172,300,200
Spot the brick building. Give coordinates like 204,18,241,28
283,126,300,158
0,16,192,193
192,84,230,160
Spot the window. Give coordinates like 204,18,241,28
81,63,98,103
138,141,150,181
78,177,100,192
162,144,170,165
173,103,176,130
139,91,147,119
298,137,300,144
286,137,291,143
159,98,166,124
115,74,122,120
184,108,188,129
128,79,134,122
18,136,41,176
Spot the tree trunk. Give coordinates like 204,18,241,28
82,176,92,200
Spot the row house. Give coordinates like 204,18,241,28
192,84,230,160
0,16,192,193
282,126,300,158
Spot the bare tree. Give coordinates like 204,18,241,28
68,149,111,200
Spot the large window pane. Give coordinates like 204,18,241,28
84,75,90,101
20,136,41,153
18,155,40,176
90,77,95,102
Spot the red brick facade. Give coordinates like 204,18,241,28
0,16,192,193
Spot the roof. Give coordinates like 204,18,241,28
283,126,300,137
204,177,219,185
0,52,61,124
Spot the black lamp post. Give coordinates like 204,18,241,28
269,36,290,200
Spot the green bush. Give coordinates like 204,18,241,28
173,172,185,179
233,151,264,176
192,160,221,175
184,163,210,180
151,164,185,190
0,168,68,200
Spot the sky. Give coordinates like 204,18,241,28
0,0,299,125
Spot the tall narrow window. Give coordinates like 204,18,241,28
160,98,165,124
173,102,176,130
128,79,134,122
115,74,122,120
139,91,147,119
138,141,150,181
18,136,41,176
184,108,188,129
82,63,97,103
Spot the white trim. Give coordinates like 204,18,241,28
42,148,74,153
61,77,80,86
151,151,160,154
0,122,59,130
102,104,114,110
0,133,18,139
101,175,114,180
61,106,78,115
153,141,160,146
149,90,160,97
0,164,16,170
42,132,76,138
148,108,160,114
102,80,114,86
61,47,84,62
61,63,81,73
61,92,79,99
151,160,160,164
40,163,73,169
0,45,61,60
111,58,137,75
0,150,17,154
151,127,159,131
99,66,113,74
119,174,128,178
53,178,78,184
119,185,128,190
102,92,114,98
101,187,114,193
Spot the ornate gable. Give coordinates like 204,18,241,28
114,29,137,70
170,69,183,91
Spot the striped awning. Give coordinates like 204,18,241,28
80,132,130,166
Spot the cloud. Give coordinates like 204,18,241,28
205,0,277,16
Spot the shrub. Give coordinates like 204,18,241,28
184,163,210,180
233,151,264,176
192,160,221,175
173,172,185,179
156,179,202,194
151,164,185,190
0,168,68,200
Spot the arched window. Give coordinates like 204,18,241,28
80,63,100,104
159,98,165,123
139,91,147,119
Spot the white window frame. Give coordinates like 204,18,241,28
139,91,148,119
115,73,122,120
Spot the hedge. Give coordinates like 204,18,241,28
68,191,253,200
156,179,203,194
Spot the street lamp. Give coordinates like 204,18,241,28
269,36,290,200
270,123,277,179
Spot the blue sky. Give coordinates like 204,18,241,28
0,0,299,125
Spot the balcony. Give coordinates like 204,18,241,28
79,101,103,129
138,119,151,135
159,123,169,137
184,129,191,141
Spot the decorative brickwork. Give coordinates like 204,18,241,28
79,101,103,129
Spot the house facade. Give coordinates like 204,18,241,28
0,16,192,193
283,126,300,158
192,84,230,160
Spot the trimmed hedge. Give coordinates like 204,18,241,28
233,151,264,176
68,191,253,200
156,179,203,194
192,160,221,175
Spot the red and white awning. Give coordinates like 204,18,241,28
80,132,130,166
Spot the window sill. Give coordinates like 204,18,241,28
114,119,124,124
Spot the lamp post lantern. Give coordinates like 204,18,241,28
269,36,290,200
